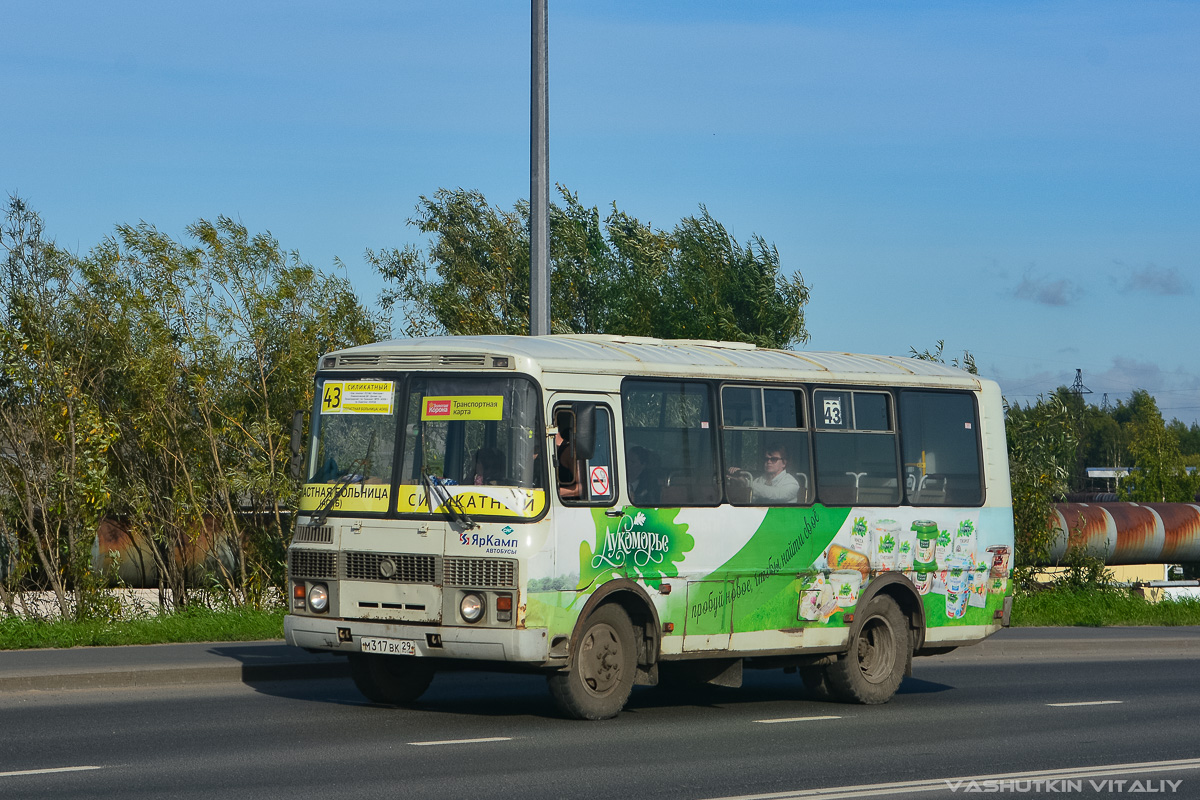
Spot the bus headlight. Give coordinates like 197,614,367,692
460,592,484,623
308,583,329,613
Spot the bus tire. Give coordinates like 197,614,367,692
348,653,435,706
548,604,636,720
826,594,909,704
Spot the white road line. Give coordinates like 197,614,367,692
1047,700,1124,707
698,757,1200,800
0,766,103,779
409,736,513,747
755,715,842,724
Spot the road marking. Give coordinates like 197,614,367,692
1047,700,1124,707
755,715,842,724
697,757,1200,800
409,736,513,747
0,766,103,779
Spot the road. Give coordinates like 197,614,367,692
2,628,1199,799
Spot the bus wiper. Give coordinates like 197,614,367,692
423,470,478,530
311,470,363,527
312,432,375,527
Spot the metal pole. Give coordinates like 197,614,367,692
529,0,550,336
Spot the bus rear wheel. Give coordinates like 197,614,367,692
348,653,435,706
548,604,637,720
826,594,909,704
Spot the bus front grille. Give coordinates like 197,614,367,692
344,551,439,584
289,549,337,580
444,557,516,588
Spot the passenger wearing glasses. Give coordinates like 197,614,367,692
728,443,800,504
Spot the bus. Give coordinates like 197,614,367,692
284,334,1014,719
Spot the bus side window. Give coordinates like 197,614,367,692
555,404,617,506
720,385,811,506
621,380,721,507
899,390,982,506
813,389,900,506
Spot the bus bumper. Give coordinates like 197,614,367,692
285,614,551,664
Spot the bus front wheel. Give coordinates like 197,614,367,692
826,594,909,704
348,653,435,706
548,604,637,720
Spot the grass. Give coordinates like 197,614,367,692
0,606,285,650
2,588,1198,650
1012,588,1200,627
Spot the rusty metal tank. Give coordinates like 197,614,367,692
1048,502,1200,564
90,516,237,587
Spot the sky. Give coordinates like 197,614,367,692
3,1,1198,425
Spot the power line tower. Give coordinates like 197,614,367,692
1070,369,1093,398
1101,392,1110,411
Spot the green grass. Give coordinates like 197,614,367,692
0,606,285,650
3,589,1198,649
1012,588,1200,627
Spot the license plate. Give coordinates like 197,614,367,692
360,636,417,656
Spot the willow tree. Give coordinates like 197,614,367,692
0,198,383,616
0,197,119,617
370,187,810,348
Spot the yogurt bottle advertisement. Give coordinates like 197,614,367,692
809,507,1012,627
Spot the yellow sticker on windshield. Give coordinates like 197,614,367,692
420,395,504,421
320,381,394,415
397,487,545,518
299,483,391,513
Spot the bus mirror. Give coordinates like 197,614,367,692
572,403,596,460
289,410,305,480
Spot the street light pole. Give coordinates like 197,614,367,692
529,0,550,336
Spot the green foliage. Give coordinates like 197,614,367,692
371,186,810,347
909,340,978,375
1116,391,1200,502
1053,387,1198,499
0,198,383,618
0,195,117,617
1012,587,1200,627
1005,395,1078,580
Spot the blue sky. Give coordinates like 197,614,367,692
3,2,1198,425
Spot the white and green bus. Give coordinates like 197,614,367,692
284,335,1014,719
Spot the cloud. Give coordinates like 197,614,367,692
1118,263,1194,296
1012,273,1082,306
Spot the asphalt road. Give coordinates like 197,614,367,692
2,628,1199,799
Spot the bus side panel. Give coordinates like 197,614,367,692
524,502,1014,652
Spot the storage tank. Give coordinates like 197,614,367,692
1048,502,1200,565
91,516,237,587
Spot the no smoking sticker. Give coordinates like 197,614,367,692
589,465,610,496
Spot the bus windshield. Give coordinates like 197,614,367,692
301,374,545,519
399,376,543,493
302,378,400,516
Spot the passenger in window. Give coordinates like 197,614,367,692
730,443,799,503
470,447,505,486
627,446,661,507
555,428,582,499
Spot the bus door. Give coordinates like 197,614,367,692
547,394,620,581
